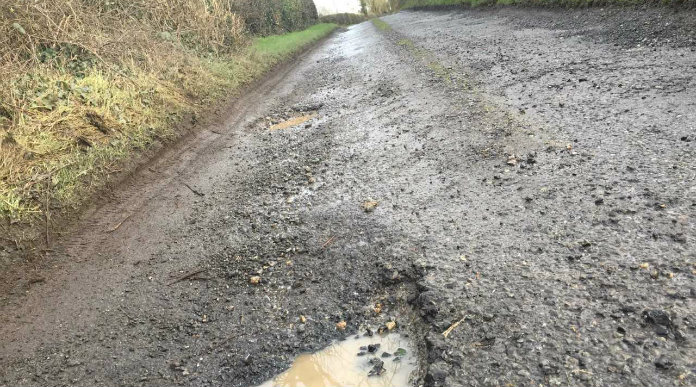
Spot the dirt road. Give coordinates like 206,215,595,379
2,6,695,387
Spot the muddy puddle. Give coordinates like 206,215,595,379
256,332,417,387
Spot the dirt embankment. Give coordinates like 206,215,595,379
0,0,323,259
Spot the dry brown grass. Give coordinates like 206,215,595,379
0,1,245,64
0,0,328,251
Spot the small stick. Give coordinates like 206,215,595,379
167,268,207,286
182,182,205,197
442,317,465,338
107,214,132,232
321,235,337,249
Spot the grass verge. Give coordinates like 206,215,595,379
372,18,394,31
320,13,369,25
0,23,336,252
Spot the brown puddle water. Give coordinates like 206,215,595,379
256,332,417,387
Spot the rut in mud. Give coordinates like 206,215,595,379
2,6,696,387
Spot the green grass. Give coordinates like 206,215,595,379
253,23,337,60
372,18,393,31
0,23,337,248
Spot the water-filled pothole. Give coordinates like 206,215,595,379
256,332,417,387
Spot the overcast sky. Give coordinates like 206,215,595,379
314,0,361,16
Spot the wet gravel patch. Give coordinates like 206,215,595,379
1,24,433,387
383,7,695,387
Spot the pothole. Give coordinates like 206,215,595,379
256,331,417,387
257,103,323,131
270,113,317,131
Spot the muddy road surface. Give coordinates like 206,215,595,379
2,6,695,387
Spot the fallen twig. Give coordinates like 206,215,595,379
182,182,205,197
167,268,207,286
442,317,465,338
107,214,132,232
321,235,337,249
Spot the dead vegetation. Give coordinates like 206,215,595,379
0,0,325,251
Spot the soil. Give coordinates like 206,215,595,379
1,6,695,387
